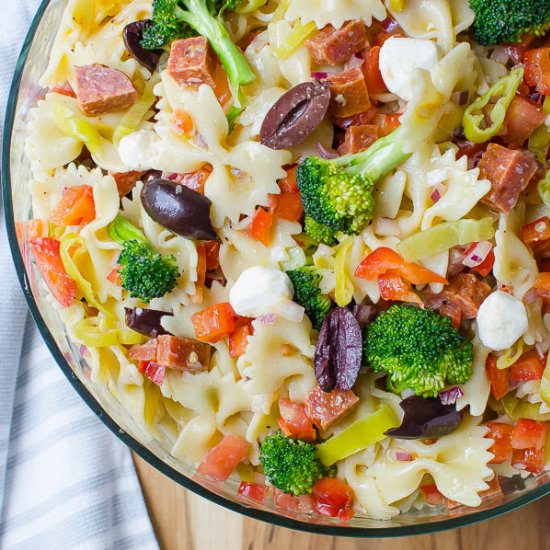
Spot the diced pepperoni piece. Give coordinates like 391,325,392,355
304,386,359,431
128,338,158,362
478,143,538,214
74,64,137,116
502,96,546,149
109,170,146,197
334,106,377,129
425,273,491,320
168,37,217,88
326,67,370,118
337,124,379,155
306,20,367,66
156,335,212,371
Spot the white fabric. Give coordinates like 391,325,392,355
0,2,159,548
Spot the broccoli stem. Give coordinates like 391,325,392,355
333,129,410,181
178,0,256,108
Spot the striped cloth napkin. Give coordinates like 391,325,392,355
0,1,159,548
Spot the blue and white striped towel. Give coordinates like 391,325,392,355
0,2,159,548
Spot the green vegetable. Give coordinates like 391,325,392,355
500,393,550,422
297,129,410,244
286,267,332,329
540,353,550,407
108,215,180,302
275,20,317,60
259,432,323,495
365,305,474,398
538,170,550,208
397,218,495,262
141,0,256,108
470,0,550,46
316,405,399,466
462,67,523,143
334,236,354,307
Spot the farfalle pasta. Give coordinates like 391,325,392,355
22,0,550,523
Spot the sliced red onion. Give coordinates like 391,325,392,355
79,345,87,356
311,71,328,79
257,313,277,324
352,303,376,327
395,451,413,461
524,289,538,305
380,17,399,32
316,142,339,159
344,55,363,71
165,172,179,181
462,241,492,268
430,183,446,203
490,46,511,65
439,386,464,405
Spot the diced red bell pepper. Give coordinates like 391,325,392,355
511,418,548,451
375,113,401,137
237,481,267,503
191,303,236,343
109,171,146,197
50,81,76,98
250,207,273,247
502,96,546,148
462,242,495,277
269,191,304,222
534,272,550,299
278,166,299,193
137,360,166,386
278,398,316,442
229,323,252,358
273,488,315,514
486,354,510,401
420,483,444,506
378,271,422,305
197,434,250,482
522,216,550,257
173,166,212,194
511,447,546,474
203,240,221,271
312,478,355,521
172,109,194,134
486,421,514,464
510,350,545,382
362,46,386,95
107,265,122,286
29,237,76,308
50,185,95,226
524,48,550,95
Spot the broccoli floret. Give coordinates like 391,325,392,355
297,130,410,245
470,0,550,46
141,0,255,108
365,305,473,398
259,432,324,495
109,215,180,302
287,267,332,329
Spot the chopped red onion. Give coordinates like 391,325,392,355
353,303,376,327
316,142,339,159
380,17,399,32
395,451,413,462
430,183,446,203
257,313,277,324
79,345,87,356
524,289,538,305
462,241,492,268
311,71,328,79
439,386,464,405
344,55,363,71
166,172,179,181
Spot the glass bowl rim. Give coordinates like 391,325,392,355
2,0,550,537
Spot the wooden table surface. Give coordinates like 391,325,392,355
133,455,550,550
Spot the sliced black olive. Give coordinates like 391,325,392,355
141,178,219,241
125,307,173,338
123,21,163,73
260,80,331,150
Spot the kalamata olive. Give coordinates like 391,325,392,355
384,396,462,440
125,307,173,338
314,307,363,392
123,20,163,73
260,80,331,150
141,178,219,241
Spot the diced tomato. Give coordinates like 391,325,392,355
229,323,252,358
522,216,550,257
107,265,122,286
278,399,316,442
50,185,95,226
400,262,448,285
202,240,221,271
486,354,510,401
486,421,514,464
524,48,550,95
109,171,146,197
420,483,444,506
250,207,273,247
362,46,386,95
511,447,546,474
273,488,315,514
191,303,236,343
173,166,212,194
375,113,401,137
137,360,166,386
312,478,355,521
510,350,545,382
269,191,303,222
237,481,267,503
278,166,299,193
29,238,76,308
378,271,422,304
172,109,194,134
511,419,548,451
502,96,546,148
197,434,250,482
50,81,76,98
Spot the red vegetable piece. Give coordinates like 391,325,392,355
510,350,545,382
486,354,510,401
250,207,274,247
420,483,444,506
109,171,146,197
502,96,546,148
486,421,514,464
29,238,76,308
229,323,252,358
278,399,316,442
197,434,250,482
524,48,550,95
362,46,387,95
511,447,546,474
137,360,165,386
50,185,95,226
238,481,267,503
511,419,548,451
191,303,236,343
312,478,355,521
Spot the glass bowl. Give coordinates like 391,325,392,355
3,0,550,537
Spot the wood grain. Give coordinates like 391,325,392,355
133,455,550,550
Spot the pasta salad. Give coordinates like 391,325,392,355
20,0,550,522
